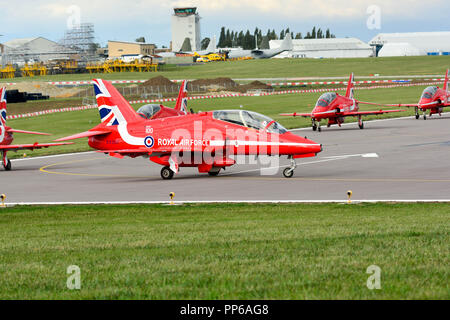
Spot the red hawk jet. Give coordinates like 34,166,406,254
280,74,404,131
0,87,72,171
55,79,322,179
387,70,450,120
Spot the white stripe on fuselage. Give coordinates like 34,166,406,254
108,106,319,149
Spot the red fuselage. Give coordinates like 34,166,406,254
88,111,322,169
418,86,450,115
311,93,357,124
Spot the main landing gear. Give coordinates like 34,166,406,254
283,156,297,178
2,151,11,171
358,116,364,129
208,167,222,176
160,166,174,180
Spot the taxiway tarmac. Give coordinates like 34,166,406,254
3,115,450,203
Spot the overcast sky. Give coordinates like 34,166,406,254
1,0,449,47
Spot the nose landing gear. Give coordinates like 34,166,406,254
312,119,322,132
283,156,297,178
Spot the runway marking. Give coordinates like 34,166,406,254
37,153,450,183
12,151,95,162
220,176,450,183
38,153,377,178
221,153,379,176
39,158,125,177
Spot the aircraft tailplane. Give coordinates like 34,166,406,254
174,80,188,114
0,87,7,127
279,33,293,52
206,35,216,53
93,79,141,126
345,73,355,99
444,69,449,92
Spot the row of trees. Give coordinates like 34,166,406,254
214,27,335,50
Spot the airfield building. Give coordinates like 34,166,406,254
1,37,77,66
171,7,201,52
108,41,156,59
369,32,450,57
270,38,374,59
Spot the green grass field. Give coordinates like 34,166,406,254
6,84,425,158
0,203,448,299
1,56,450,83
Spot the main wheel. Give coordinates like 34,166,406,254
318,126,322,132
283,168,294,178
359,121,364,129
160,166,174,180
423,114,427,120
415,114,420,119
208,169,221,176
312,125,317,131
4,159,11,171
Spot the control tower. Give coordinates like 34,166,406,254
171,7,201,52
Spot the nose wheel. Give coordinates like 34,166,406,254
283,156,297,178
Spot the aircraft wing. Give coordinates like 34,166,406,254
54,130,111,142
7,128,50,135
340,109,405,117
279,112,313,118
0,142,73,152
96,148,151,159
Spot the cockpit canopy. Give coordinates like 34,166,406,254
421,86,438,99
137,104,161,119
213,110,288,134
316,92,337,107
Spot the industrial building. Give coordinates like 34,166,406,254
1,37,77,66
369,32,450,57
171,7,201,52
108,41,156,59
270,38,374,59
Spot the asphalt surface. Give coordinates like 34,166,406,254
3,115,450,203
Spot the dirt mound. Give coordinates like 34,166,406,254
234,81,273,93
140,76,177,88
189,77,237,87
7,82,85,98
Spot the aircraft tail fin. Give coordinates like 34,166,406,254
93,79,141,126
206,35,216,53
0,87,6,126
174,80,188,114
444,69,449,92
279,33,293,52
345,73,355,99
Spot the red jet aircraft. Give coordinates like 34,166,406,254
0,87,72,171
280,74,404,131
387,69,449,120
55,79,322,179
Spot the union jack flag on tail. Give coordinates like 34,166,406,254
93,79,141,126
